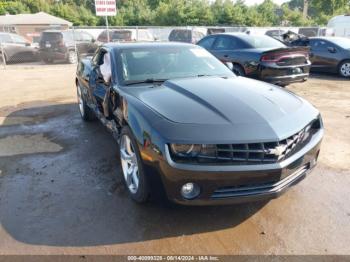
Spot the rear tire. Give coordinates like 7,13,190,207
232,64,245,76
76,82,96,121
119,126,150,203
338,60,350,78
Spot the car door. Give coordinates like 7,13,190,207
10,34,36,61
0,34,14,60
89,48,110,103
210,35,240,64
310,39,340,72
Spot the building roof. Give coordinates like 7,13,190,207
0,12,72,26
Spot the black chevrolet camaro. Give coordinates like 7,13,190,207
76,42,323,205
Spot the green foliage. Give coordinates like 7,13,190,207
0,0,349,26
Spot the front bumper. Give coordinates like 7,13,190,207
259,62,311,85
147,129,323,206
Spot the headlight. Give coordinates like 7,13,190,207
170,144,201,156
170,144,216,158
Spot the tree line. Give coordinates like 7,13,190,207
0,0,349,27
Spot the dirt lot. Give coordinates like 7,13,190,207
0,65,349,255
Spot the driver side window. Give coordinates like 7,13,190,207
92,48,105,66
93,49,112,84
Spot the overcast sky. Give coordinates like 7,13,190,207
244,0,289,5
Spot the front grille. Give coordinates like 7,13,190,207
276,55,307,66
170,118,321,165
211,163,310,199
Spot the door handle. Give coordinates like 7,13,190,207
224,54,229,58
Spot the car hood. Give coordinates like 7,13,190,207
129,76,303,125
124,76,319,143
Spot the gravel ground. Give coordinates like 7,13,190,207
0,65,349,255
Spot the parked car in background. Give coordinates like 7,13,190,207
76,42,323,205
328,15,350,37
207,28,225,35
97,29,132,43
168,29,205,44
298,27,334,37
132,29,155,41
198,33,311,86
291,37,350,78
265,29,287,41
0,32,38,63
39,30,97,64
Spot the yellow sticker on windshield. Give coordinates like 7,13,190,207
190,48,211,57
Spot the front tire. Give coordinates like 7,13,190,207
119,126,149,203
76,82,96,121
338,60,350,78
232,64,245,76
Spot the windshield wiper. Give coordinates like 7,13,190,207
124,78,167,86
197,74,213,77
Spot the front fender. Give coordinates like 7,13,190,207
121,94,168,162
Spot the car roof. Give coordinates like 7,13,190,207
103,41,197,50
211,32,265,37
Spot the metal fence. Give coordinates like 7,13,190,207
0,24,349,69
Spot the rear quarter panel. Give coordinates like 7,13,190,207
228,50,261,76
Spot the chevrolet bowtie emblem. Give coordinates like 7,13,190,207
266,144,288,157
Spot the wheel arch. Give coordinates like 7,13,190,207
337,59,350,76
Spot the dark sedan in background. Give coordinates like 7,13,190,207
0,32,38,63
197,33,311,86
290,37,350,78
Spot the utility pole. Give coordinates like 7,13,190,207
303,0,309,19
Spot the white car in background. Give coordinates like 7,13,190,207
328,15,350,37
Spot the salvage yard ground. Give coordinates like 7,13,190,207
0,65,349,255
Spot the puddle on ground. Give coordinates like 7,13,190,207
0,134,62,157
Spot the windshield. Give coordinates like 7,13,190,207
116,46,234,84
242,35,285,49
329,37,350,49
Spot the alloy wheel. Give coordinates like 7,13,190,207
340,62,350,77
77,84,84,117
120,135,139,194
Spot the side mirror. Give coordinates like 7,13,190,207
25,42,31,47
328,46,336,53
91,38,96,43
